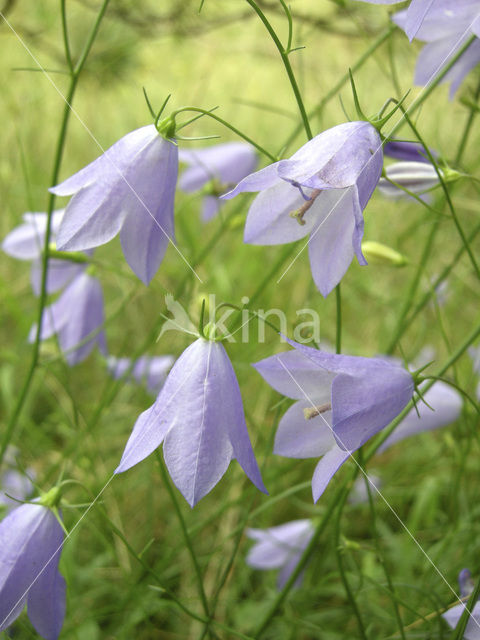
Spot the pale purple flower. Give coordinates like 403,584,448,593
253,341,413,501
393,1,480,98
29,271,107,366
179,142,258,221
115,337,267,507
384,140,434,163
443,569,480,639
2,210,87,295
222,122,383,297
50,125,177,285
0,449,34,512
246,519,314,589
378,161,440,198
0,502,65,640
377,380,462,451
107,354,174,394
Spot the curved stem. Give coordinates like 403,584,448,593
173,106,277,161
0,0,111,465
244,0,312,140
335,284,342,354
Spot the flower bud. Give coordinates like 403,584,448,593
361,241,408,266
378,161,440,198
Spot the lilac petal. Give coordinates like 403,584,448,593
55,127,162,253
134,356,174,393
331,364,414,451
179,142,258,192
277,552,306,590
312,444,352,502
56,273,106,365
394,2,480,42
51,125,158,196
281,340,414,450
244,179,317,245
384,140,433,163
278,122,381,190
253,349,334,401
27,514,65,640
201,196,221,222
221,162,281,200
414,34,480,98
246,520,313,569
273,401,335,458
30,258,86,296
161,340,232,506
2,216,47,260
116,339,265,505
115,403,172,473
307,188,360,298
0,505,59,632
378,381,462,452
119,138,177,284
405,0,436,41
442,602,480,640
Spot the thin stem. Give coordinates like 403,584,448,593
335,284,342,354
455,76,480,165
283,24,396,150
334,488,369,640
60,0,73,73
360,452,406,640
244,0,312,140
0,0,111,464
156,454,211,620
173,106,277,161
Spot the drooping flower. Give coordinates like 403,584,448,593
354,0,451,41
384,140,434,164
377,380,462,451
107,354,174,394
2,210,87,295
115,337,267,507
29,271,107,366
378,161,440,198
393,1,480,98
221,121,383,297
253,341,413,501
0,501,65,640
442,569,480,640
50,125,177,285
246,519,314,589
179,142,258,221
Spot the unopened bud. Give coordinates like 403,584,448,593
361,241,408,267
379,161,440,199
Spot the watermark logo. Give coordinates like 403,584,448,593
159,293,320,344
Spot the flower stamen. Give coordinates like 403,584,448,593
290,188,322,226
303,402,331,420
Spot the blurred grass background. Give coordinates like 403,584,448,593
1,1,480,638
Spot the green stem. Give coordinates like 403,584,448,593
334,488,368,640
0,0,111,466
283,24,396,150
156,454,211,621
173,107,277,161
455,76,480,165
254,320,480,637
360,452,406,640
244,0,312,140
388,35,477,137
